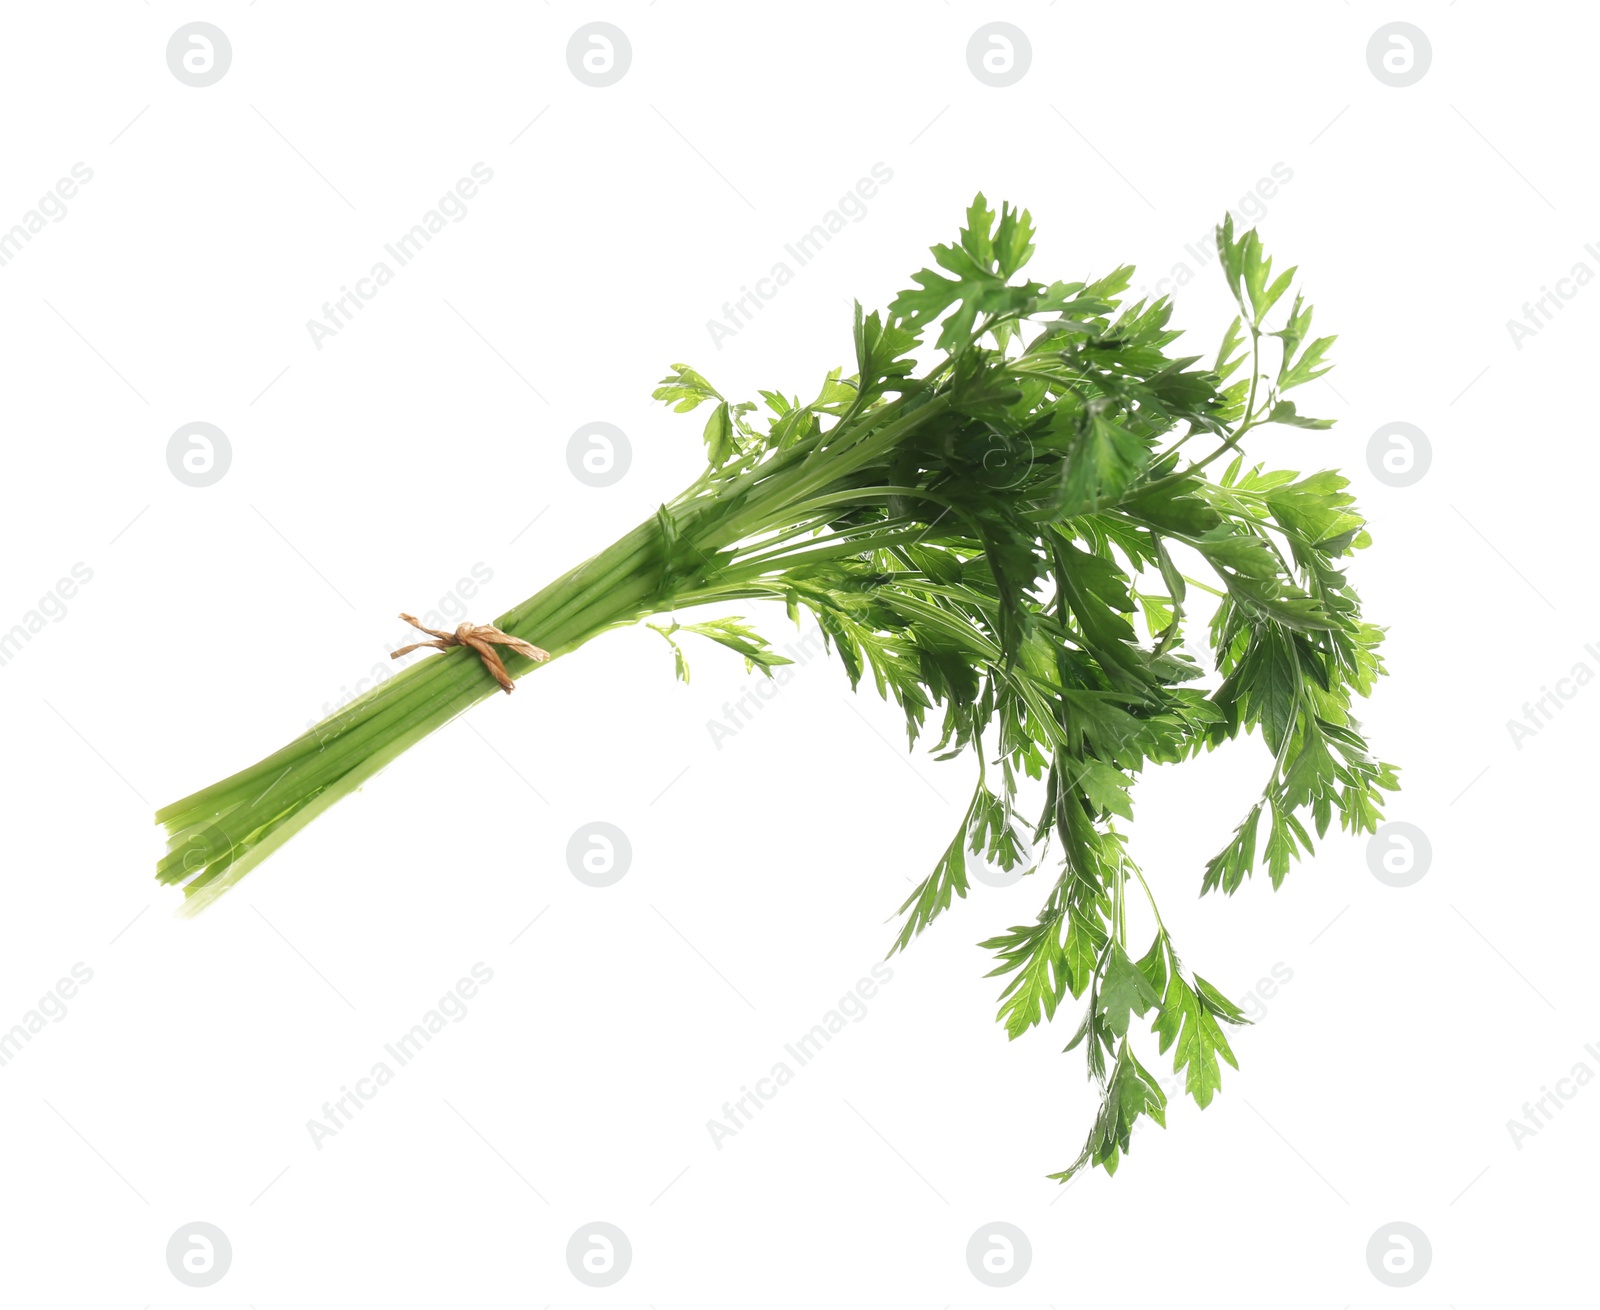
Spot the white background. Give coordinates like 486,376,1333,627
0,2,1592,1305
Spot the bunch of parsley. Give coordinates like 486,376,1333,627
157,197,1394,1179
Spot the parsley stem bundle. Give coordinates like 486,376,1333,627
158,197,1395,1180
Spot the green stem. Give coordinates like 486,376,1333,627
158,515,684,902
157,394,959,904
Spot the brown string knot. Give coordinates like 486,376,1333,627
390,613,549,693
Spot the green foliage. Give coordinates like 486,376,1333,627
159,197,1393,1183
649,617,792,683
641,197,1392,1181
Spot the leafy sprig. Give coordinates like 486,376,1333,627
648,196,1394,1180
158,196,1393,1184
